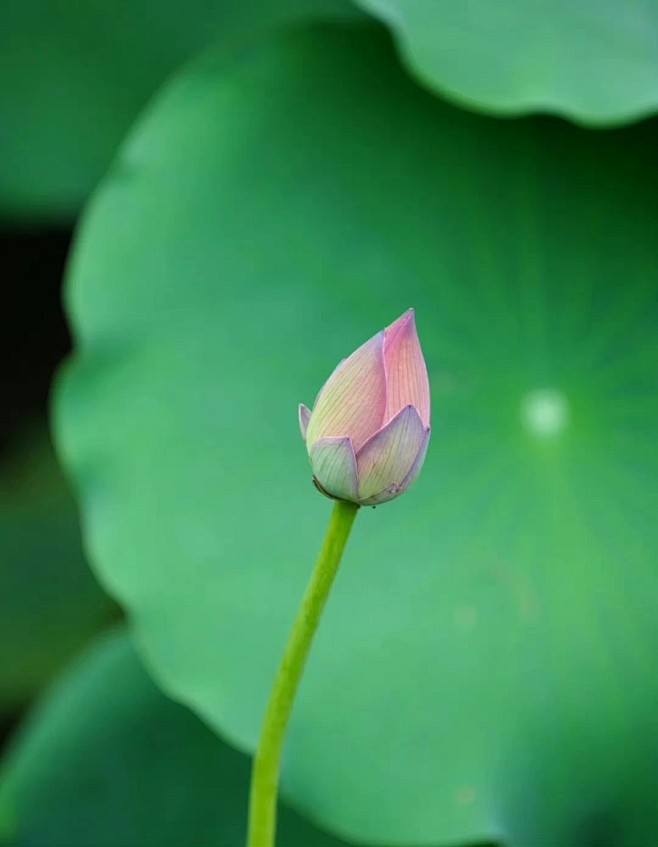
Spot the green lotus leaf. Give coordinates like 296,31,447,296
0,628,353,846
0,0,359,221
55,23,658,846
0,427,116,708
357,0,658,125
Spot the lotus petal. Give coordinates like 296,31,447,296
383,309,430,426
400,426,431,491
306,331,386,452
309,436,358,502
356,404,426,502
298,404,311,441
359,483,404,507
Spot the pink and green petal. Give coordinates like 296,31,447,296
383,309,430,427
298,403,311,441
306,331,387,452
356,404,426,502
309,436,358,503
360,427,428,504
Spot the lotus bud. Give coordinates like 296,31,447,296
299,309,431,506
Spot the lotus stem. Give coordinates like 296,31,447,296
246,499,359,847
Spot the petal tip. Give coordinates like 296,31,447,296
298,403,311,441
382,310,430,427
385,308,415,337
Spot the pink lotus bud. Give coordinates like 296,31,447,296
299,309,431,506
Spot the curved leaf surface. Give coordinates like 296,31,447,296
0,428,116,708
0,629,353,846
0,0,359,220
56,24,658,846
357,0,658,125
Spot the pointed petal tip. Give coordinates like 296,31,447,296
382,311,430,427
298,403,311,441
385,308,415,335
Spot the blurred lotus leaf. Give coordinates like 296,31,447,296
357,0,658,125
0,427,116,708
0,628,354,846
0,0,359,221
55,23,658,847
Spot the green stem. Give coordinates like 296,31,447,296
246,499,359,847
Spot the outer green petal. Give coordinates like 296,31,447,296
356,405,425,502
309,436,358,502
